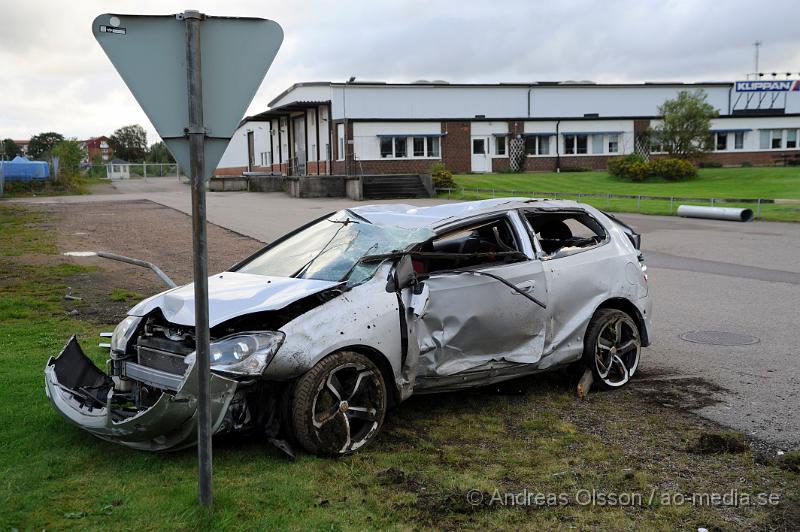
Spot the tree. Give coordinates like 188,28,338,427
147,141,175,163
51,139,85,185
2,138,21,160
109,124,148,162
652,90,718,159
28,132,64,160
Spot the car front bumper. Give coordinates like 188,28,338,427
44,336,239,452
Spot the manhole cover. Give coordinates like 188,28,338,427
679,330,760,346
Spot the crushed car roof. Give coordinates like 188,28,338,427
349,198,582,228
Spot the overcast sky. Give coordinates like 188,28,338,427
2,0,799,143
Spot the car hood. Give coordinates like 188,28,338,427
128,272,341,327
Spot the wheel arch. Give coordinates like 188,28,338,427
594,298,650,347
337,344,401,407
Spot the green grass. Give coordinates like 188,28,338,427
443,167,800,222
0,204,797,530
1,174,108,198
109,288,144,302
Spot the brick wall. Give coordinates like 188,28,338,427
351,158,441,174
306,161,328,175
442,121,471,173
214,166,247,176
707,150,799,166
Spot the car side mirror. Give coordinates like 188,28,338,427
394,254,417,291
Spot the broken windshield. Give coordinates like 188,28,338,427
237,210,435,284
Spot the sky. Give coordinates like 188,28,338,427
2,0,799,143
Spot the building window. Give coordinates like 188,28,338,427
428,137,440,157
524,137,536,155
524,136,551,156
310,144,316,160
380,137,393,158
608,134,619,153
538,136,550,155
716,132,728,151
496,136,506,156
772,129,783,149
565,134,588,155
759,130,769,150
591,135,603,154
394,137,407,158
472,138,485,155
413,137,425,157
337,124,345,160
787,130,797,149
734,132,744,150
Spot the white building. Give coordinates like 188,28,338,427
215,79,800,176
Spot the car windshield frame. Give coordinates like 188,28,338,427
233,210,435,285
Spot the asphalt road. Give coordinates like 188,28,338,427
14,177,800,449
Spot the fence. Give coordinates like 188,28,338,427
435,187,784,221
82,163,181,179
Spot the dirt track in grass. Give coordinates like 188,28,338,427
47,199,264,323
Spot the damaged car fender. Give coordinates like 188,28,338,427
264,263,404,387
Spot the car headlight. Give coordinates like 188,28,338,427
185,331,285,376
110,316,142,355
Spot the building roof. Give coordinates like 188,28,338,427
267,80,735,107
239,100,331,127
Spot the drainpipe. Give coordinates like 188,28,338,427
556,119,561,173
527,86,532,117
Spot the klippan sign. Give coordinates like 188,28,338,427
735,80,800,92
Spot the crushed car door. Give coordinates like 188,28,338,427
522,208,617,363
410,213,549,381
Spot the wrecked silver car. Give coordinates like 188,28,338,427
45,198,652,455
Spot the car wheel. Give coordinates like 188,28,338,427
291,351,387,456
583,308,641,389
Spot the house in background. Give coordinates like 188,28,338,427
12,139,30,157
80,136,112,164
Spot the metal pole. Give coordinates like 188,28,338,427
183,9,212,507
756,198,761,220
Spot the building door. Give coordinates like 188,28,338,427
293,116,306,175
247,131,255,171
471,136,491,172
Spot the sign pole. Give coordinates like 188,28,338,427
183,9,213,507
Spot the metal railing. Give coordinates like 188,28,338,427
435,187,773,220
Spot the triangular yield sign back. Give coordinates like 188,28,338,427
93,13,283,178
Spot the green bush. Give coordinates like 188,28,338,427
608,154,649,181
430,162,455,188
650,157,697,181
609,154,696,182
741,161,753,167
698,160,722,168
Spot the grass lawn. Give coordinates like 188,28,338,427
0,175,108,198
1,204,798,530
445,167,800,222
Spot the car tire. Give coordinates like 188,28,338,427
291,350,387,456
582,308,641,390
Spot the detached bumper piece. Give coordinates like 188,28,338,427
44,336,238,452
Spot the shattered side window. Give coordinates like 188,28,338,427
415,216,525,273
525,211,607,258
237,210,434,284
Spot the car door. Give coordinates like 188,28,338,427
521,208,617,362
411,212,549,383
